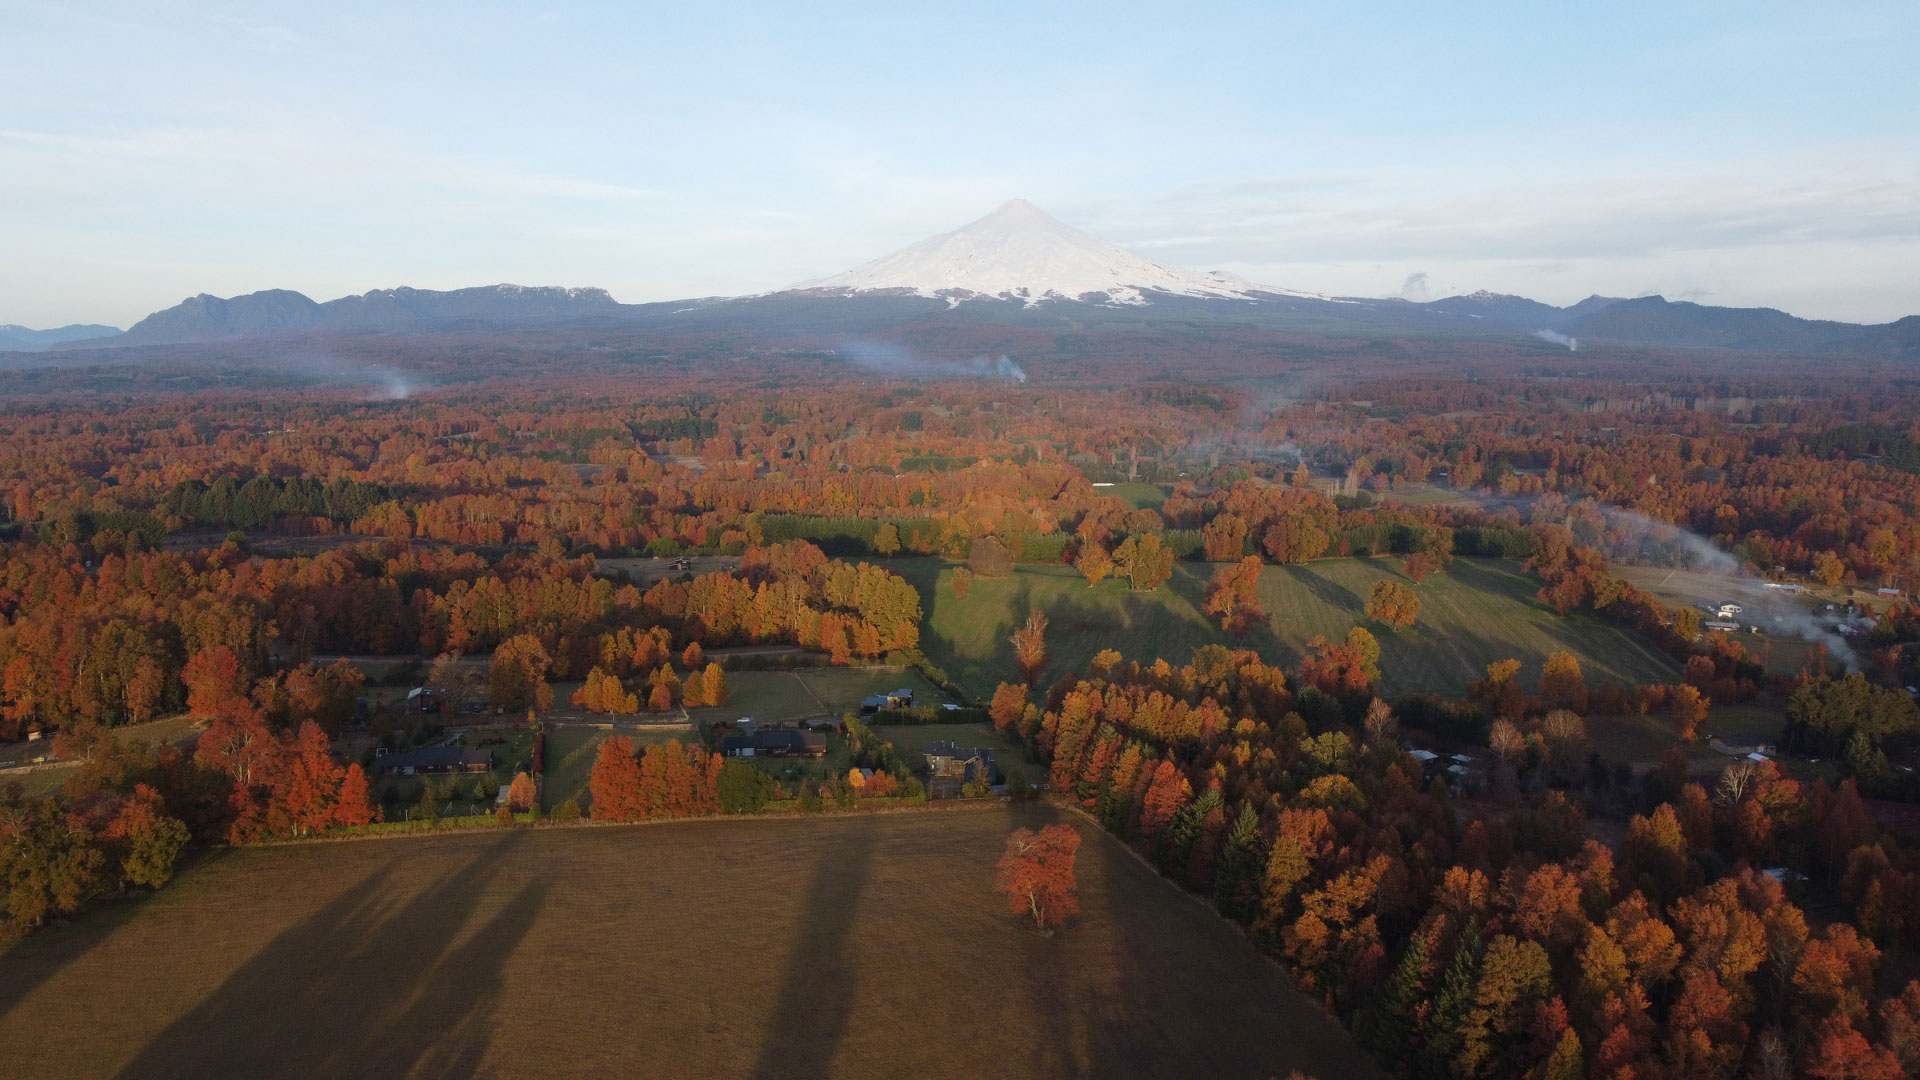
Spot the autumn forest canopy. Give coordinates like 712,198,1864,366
6,329,1920,1080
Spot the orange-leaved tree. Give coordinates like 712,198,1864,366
1364,580,1421,631
1203,556,1266,636
996,824,1082,931
507,771,537,812
588,735,642,821
1671,683,1710,739
1010,609,1049,686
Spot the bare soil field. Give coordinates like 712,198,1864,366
0,808,1374,1080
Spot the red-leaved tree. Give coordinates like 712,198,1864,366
996,824,1082,931
588,735,643,821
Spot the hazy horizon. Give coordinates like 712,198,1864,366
4,1,1917,329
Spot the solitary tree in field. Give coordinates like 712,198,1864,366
1364,580,1421,631
950,566,973,598
1010,610,1049,686
1203,556,1266,636
1404,550,1437,583
996,824,1082,931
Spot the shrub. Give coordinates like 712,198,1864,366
717,761,776,814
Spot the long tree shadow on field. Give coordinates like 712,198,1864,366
1275,562,1365,614
1023,824,1383,1080
1015,815,1232,1080
925,570,1034,696
1161,563,1300,669
112,833,545,1080
749,820,876,1080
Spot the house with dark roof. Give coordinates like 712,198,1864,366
722,729,828,758
1710,733,1775,757
375,745,493,776
923,740,996,784
860,688,917,714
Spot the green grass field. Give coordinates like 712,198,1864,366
1096,482,1167,510
0,810,1378,1080
690,667,947,725
883,556,1678,699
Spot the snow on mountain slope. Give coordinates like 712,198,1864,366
793,198,1319,306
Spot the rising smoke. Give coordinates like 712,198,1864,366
1581,504,1863,669
839,340,1026,382
1533,329,1579,351
279,350,420,400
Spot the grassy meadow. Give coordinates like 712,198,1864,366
884,556,1678,699
0,809,1378,1080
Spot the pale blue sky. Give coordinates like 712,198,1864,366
3,1,1917,327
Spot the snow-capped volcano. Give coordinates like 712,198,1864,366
794,198,1314,306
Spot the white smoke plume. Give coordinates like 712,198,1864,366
1592,506,1860,670
1488,495,1866,670
274,349,420,400
839,341,1026,382
1533,329,1579,351
367,366,415,401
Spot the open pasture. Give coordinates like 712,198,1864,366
0,809,1376,1080
886,556,1677,698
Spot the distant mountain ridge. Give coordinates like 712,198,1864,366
106,284,620,347
1419,290,1626,332
15,200,1917,358
0,323,122,351
1564,296,1920,354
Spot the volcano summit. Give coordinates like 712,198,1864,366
792,198,1320,306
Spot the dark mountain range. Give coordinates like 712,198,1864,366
104,284,621,347
1561,296,1920,354
319,284,620,330
116,289,324,346
38,281,1920,361
1419,291,1623,331
0,323,122,351
16,200,1916,359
